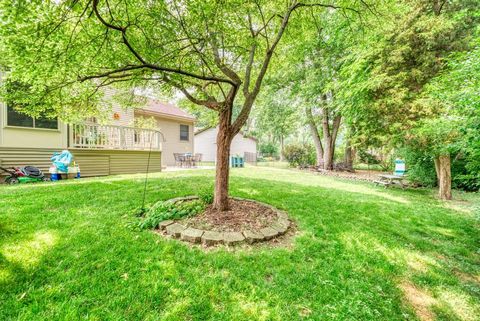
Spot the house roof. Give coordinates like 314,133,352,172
195,126,257,142
194,126,214,135
138,99,196,121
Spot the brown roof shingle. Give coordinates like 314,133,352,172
139,99,195,121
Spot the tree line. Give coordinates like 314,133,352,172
250,0,479,200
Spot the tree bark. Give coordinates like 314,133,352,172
322,108,341,171
327,114,341,170
434,157,440,187
323,139,333,170
436,154,452,200
279,135,285,161
432,0,447,15
213,108,234,211
344,139,353,170
305,107,324,167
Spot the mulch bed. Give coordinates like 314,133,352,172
184,198,278,232
307,168,388,182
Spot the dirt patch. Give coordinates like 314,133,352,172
400,281,437,321
184,198,278,232
454,269,480,284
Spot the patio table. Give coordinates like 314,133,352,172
179,153,193,167
374,174,406,188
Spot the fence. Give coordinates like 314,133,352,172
244,152,257,165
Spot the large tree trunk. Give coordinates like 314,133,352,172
323,138,334,170
434,157,441,186
344,139,353,170
213,109,233,211
279,135,285,161
321,108,341,171
305,106,324,167
436,154,452,200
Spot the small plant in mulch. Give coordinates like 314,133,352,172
137,198,207,230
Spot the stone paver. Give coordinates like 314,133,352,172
201,231,224,246
181,228,204,243
159,220,174,230
277,211,289,220
223,232,245,245
243,230,265,244
278,218,290,227
260,227,279,240
271,221,288,234
160,196,292,246
166,223,186,238
167,195,199,204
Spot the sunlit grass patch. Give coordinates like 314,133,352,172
436,288,480,321
1,231,58,269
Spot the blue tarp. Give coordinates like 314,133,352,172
51,150,73,172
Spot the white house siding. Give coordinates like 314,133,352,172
103,89,195,166
194,127,257,162
194,127,218,162
110,104,135,127
0,77,193,167
156,117,194,166
132,110,194,166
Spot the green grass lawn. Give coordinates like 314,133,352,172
1,167,479,320
256,160,290,168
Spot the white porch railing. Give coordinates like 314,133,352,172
69,123,163,151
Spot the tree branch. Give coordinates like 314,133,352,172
91,0,236,85
162,75,221,110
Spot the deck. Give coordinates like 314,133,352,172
69,123,163,151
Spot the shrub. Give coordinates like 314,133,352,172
399,146,437,187
198,188,214,204
283,143,315,167
259,142,278,157
138,199,205,230
357,150,380,165
398,146,478,190
451,156,480,191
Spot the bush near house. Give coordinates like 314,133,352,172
283,143,315,167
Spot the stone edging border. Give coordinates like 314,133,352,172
158,196,291,246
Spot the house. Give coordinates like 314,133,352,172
135,99,195,166
0,87,195,177
194,126,257,163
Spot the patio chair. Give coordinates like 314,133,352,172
173,153,183,167
374,159,407,188
192,153,202,167
393,159,406,176
184,154,193,168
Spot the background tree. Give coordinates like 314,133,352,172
336,0,479,194
424,33,480,192
406,118,460,199
269,6,366,170
0,0,365,210
338,0,479,146
254,87,298,160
